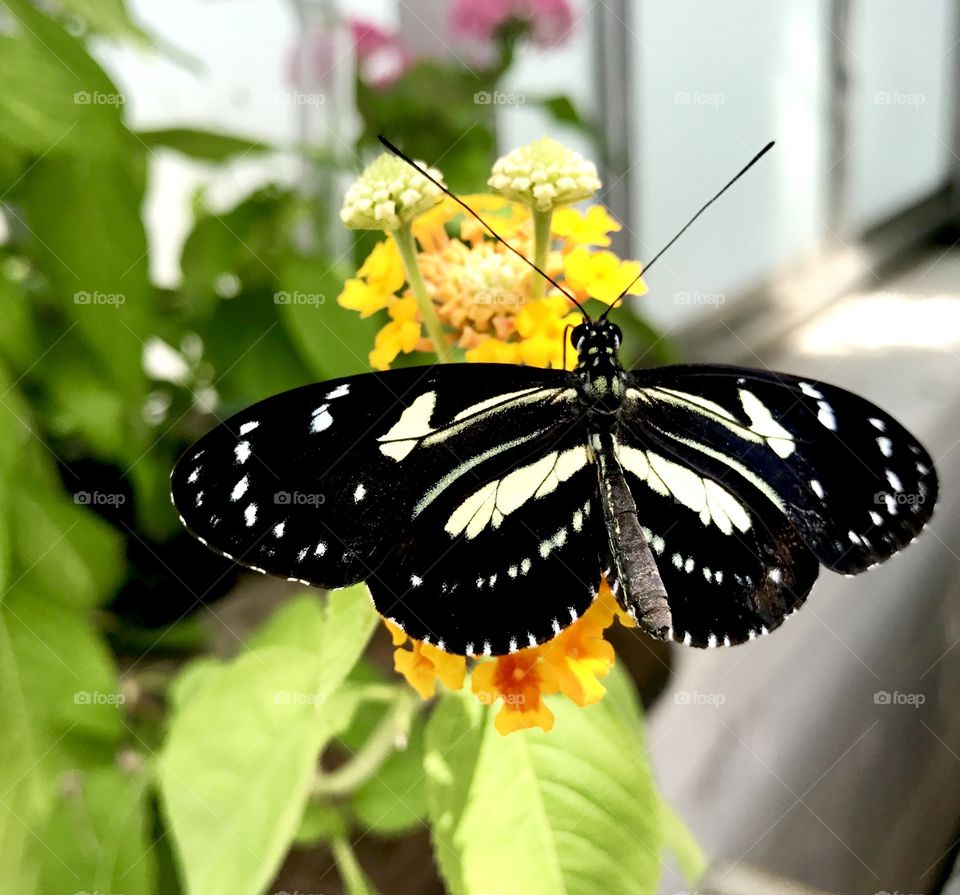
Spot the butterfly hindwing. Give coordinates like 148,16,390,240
624,364,937,574
171,364,576,591
367,429,604,655
612,421,820,646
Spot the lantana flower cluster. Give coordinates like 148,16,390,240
337,137,646,734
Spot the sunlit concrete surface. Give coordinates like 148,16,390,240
649,247,960,895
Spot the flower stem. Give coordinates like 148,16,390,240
529,208,553,299
393,222,451,363
313,690,418,797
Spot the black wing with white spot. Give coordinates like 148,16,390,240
171,365,591,643
623,363,937,576
367,430,604,655
612,421,820,646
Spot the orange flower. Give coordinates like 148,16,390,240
540,584,619,706
393,639,467,700
472,650,560,734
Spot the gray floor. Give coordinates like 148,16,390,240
646,247,960,894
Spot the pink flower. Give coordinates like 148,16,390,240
450,0,574,49
349,18,413,90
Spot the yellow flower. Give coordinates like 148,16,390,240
471,650,560,735
514,295,580,369
563,246,646,305
394,639,467,700
358,238,406,294
338,277,392,319
369,296,421,370
552,205,622,247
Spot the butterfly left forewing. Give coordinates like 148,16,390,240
171,364,575,590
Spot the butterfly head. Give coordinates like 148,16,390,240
570,318,623,360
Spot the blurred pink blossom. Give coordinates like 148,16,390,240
450,0,574,49
349,18,414,90
287,17,413,92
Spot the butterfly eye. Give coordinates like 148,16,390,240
609,323,623,348
570,323,588,350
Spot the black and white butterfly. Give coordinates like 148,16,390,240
171,141,938,657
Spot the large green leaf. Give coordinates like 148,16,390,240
9,485,125,611
38,765,156,895
0,616,46,894
3,585,125,750
426,663,662,895
277,253,380,380
137,128,271,162
160,585,377,895
0,0,134,159
17,154,152,405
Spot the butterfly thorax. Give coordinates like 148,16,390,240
571,319,626,419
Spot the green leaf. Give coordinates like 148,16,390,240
660,801,707,885
277,253,380,379
37,764,156,895
137,127,271,162
246,592,326,653
159,646,339,895
57,0,152,43
3,585,125,749
293,799,346,846
10,485,125,610
538,95,591,131
351,714,428,836
0,615,46,893
159,585,376,895
17,154,152,404
0,0,135,159
426,663,662,895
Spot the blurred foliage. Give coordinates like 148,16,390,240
0,2,691,894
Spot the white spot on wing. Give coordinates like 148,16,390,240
886,469,903,492
244,503,257,526
231,476,249,501
877,436,893,457
273,522,285,538
188,468,200,483
235,441,251,464
799,381,824,399
354,483,366,502
325,383,350,399
239,421,259,435
869,417,886,431
810,479,825,499
311,404,333,433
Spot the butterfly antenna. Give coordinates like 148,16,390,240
601,140,776,320
378,135,588,319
